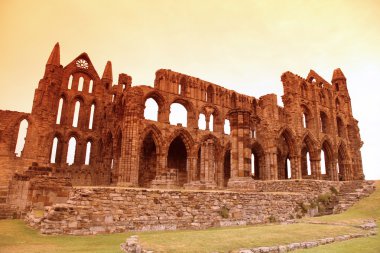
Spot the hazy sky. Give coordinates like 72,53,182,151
1,0,379,179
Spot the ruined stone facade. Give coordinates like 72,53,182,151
0,43,364,190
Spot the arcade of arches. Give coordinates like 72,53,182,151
0,44,364,190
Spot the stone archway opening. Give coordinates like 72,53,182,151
251,143,265,180
277,134,291,180
167,136,187,186
139,133,157,187
301,147,311,178
321,141,334,180
223,149,231,187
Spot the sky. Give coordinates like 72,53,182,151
1,0,379,179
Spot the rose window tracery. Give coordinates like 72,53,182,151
76,59,89,69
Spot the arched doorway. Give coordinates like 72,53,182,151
139,133,157,187
167,136,188,186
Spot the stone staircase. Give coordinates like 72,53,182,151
333,180,376,214
0,186,17,219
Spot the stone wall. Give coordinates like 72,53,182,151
24,179,375,235
7,164,72,214
37,188,316,235
228,179,354,193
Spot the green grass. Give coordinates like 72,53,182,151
0,181,379,253
294,180,380,253
0,220,128,253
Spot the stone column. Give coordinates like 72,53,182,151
290,155,302,179
205,139,216,183
158,104,170,124
264,149,277,180
229,109,252,178
310,158,321,180
330,159,339,181
117,88,144,186
187,156,197,181
205,115,210,131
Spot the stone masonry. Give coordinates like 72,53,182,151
23,180,375,235
0,43,365,191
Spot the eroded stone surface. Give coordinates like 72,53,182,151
0,43,365,193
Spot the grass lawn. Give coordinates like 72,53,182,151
294,180,380,253
0,181,379,253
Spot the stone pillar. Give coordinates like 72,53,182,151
264,149,277,180
310,158,321,180
330,159,339,181
61,140,69,165
205,139,216,183
117,88,144,186
205,114,210,131
187,156,197,181
290,155,302,179
229,109,251,178
158,104,170,124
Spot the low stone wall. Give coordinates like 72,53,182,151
26,180,374,235
37,187,313,235
228,179,349,193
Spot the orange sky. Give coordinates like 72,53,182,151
1,0,379,179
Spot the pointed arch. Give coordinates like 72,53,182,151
78,76,84,91
277,127,297,156
277,127,297,179
88,80,94,93
89,103,95,129
56,98,64,124
139,124,163,155
251,141,265,180
68,75,73,89
301,104,313,129
15,119,29,157
66,136,77,165
84,141,92,165
166,131,193,186
165,128,194,155
138,125,164,188
320,138,334,178
300,133,318,178
198,113,206,130
144,98,159,121
143,91,166,110
50,133,64,164
72,100,81,128
169,98,195,127
300,132,319,159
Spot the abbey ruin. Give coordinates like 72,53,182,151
0,43,364,189
0,44,370,232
